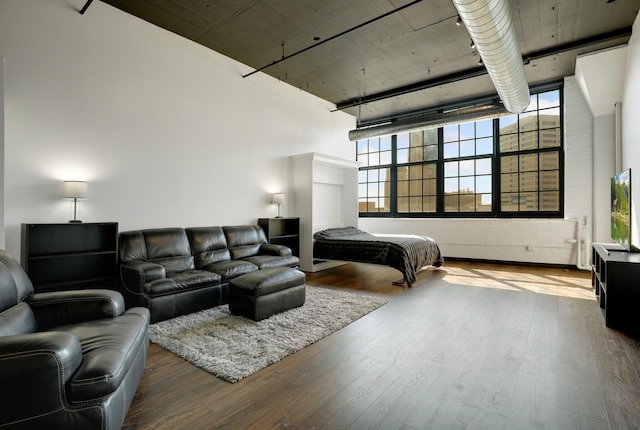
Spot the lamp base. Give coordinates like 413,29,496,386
68,220,83,223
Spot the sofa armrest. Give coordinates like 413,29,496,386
0,332,83,425
259,244,293,257
26,289,125,329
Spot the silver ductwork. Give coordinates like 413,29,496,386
452,0,530,114
348,103,507,141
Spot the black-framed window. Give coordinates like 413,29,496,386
357,85,563,218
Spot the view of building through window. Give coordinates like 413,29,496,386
357,87,562,218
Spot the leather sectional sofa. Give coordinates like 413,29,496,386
118,225,300,323
0,249,150,430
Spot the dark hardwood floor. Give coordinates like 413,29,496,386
123,261,640,429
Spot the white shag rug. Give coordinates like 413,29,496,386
148,285,389,383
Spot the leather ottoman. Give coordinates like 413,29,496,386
229,267,306,321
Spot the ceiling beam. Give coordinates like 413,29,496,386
335,27,632,111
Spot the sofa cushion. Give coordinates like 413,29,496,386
186,227,232,266
144,270,221,297
201,260,258,282
56,307,150,403
243,255,300,269
223,225,268,260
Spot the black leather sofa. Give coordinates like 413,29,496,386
118,225,299,323
0,249,150,430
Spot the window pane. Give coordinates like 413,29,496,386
410,146,425,162
424,163,437,179
476,158,491,175
444,195,458,212
519,111,537,132
477,137,493,155
368,151,380,166
540,151,559,170
501,193,519,211
460,122,474,140
398,133,410,149
460,176,474,193
369,138,379,152
499,133,519,153
368,170,379,181
424,129,438,145
444,142,459,158
540,191,559,211
445,177,458,193
397,197,409,212
476,119,493,137
500,115,518,134
540,170,559,190
477,175,491,193
478,194,492,212
520,172,538,191
380,151,392,165
358,153,369,167
410,197,422,212
539,89,560,108
397,148,408,164
380,136,392,151
460,160,474,176
501,173,518,193
423,196,436,212
397,181,409,197
520,131,538,150
460,140,475,157
525,94,537,112
444,125,459,142
501,156,518,173
409,165,422,180
367,183,378,197
540,128,561,148
426,145,438,161
520,153,538,171
444,161,458,177
520,192,538,211
409,180,422,195
357,140,368,154
423,179,437,195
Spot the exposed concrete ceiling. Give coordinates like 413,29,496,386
96,0,639,125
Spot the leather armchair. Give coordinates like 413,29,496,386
0,250,149,430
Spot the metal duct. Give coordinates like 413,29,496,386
452,0,530,114
348,103,507,141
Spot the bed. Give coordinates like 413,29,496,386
312,226,443,286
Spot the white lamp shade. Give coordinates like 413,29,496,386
62,181,88,200
271,193,285,204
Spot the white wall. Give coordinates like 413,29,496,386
621,17,640,249
0,0,356,259
361,76,594,267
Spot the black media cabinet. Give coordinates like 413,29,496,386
591,242,640,333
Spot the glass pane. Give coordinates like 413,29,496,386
358,198,369,212
444,195,458,212
460,140,475,157
519,111,537,132
520,153,538,172
358,170,368,182
380,150,392,165
476,119,493,137
460,122,474,140
460,176,474,193
460,160,475,176
477,175,491,193
409,146,425,162
396,166,408,181
367,183,379,197
477,137,493,155
539,151,559,170
426,145,438,161
520,172,538,191
444,161,458,177
358,153,369,167
477,194,492,212
409,165,422,180
357,140,368,154
397,181,409,197
397,197,409,212
380,197,391,212
499,115,518,134
540,128,561,148
540,191,559,211
443,142,459,159
380,135,392,151
424,163,437,179
369,151,381,166
539,109,560,130
476,158,492,175
501,156,518,173
358,183,367,197
397,132,409,148
520,131,539,150
368,138,380,152
368,169,379,182
540,170,559,190
445,177,458,193
410,131,423,147
520,192,538,211
501,193,519,211
424,129,438,145
525,94,537,112
444,124,459,142
460,194,475,212
539,89,560,108
397,148,408,164
409,180,422,195
423,196,437,212
501,173,518,193
410,197,422,212
423,179,437,195
499,133,519,153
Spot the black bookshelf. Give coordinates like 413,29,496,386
258,217,300,257
21,222,118,293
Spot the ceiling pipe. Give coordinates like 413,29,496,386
452,0,530,114
348,103,507,141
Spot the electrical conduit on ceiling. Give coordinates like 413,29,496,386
452,0,530,114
